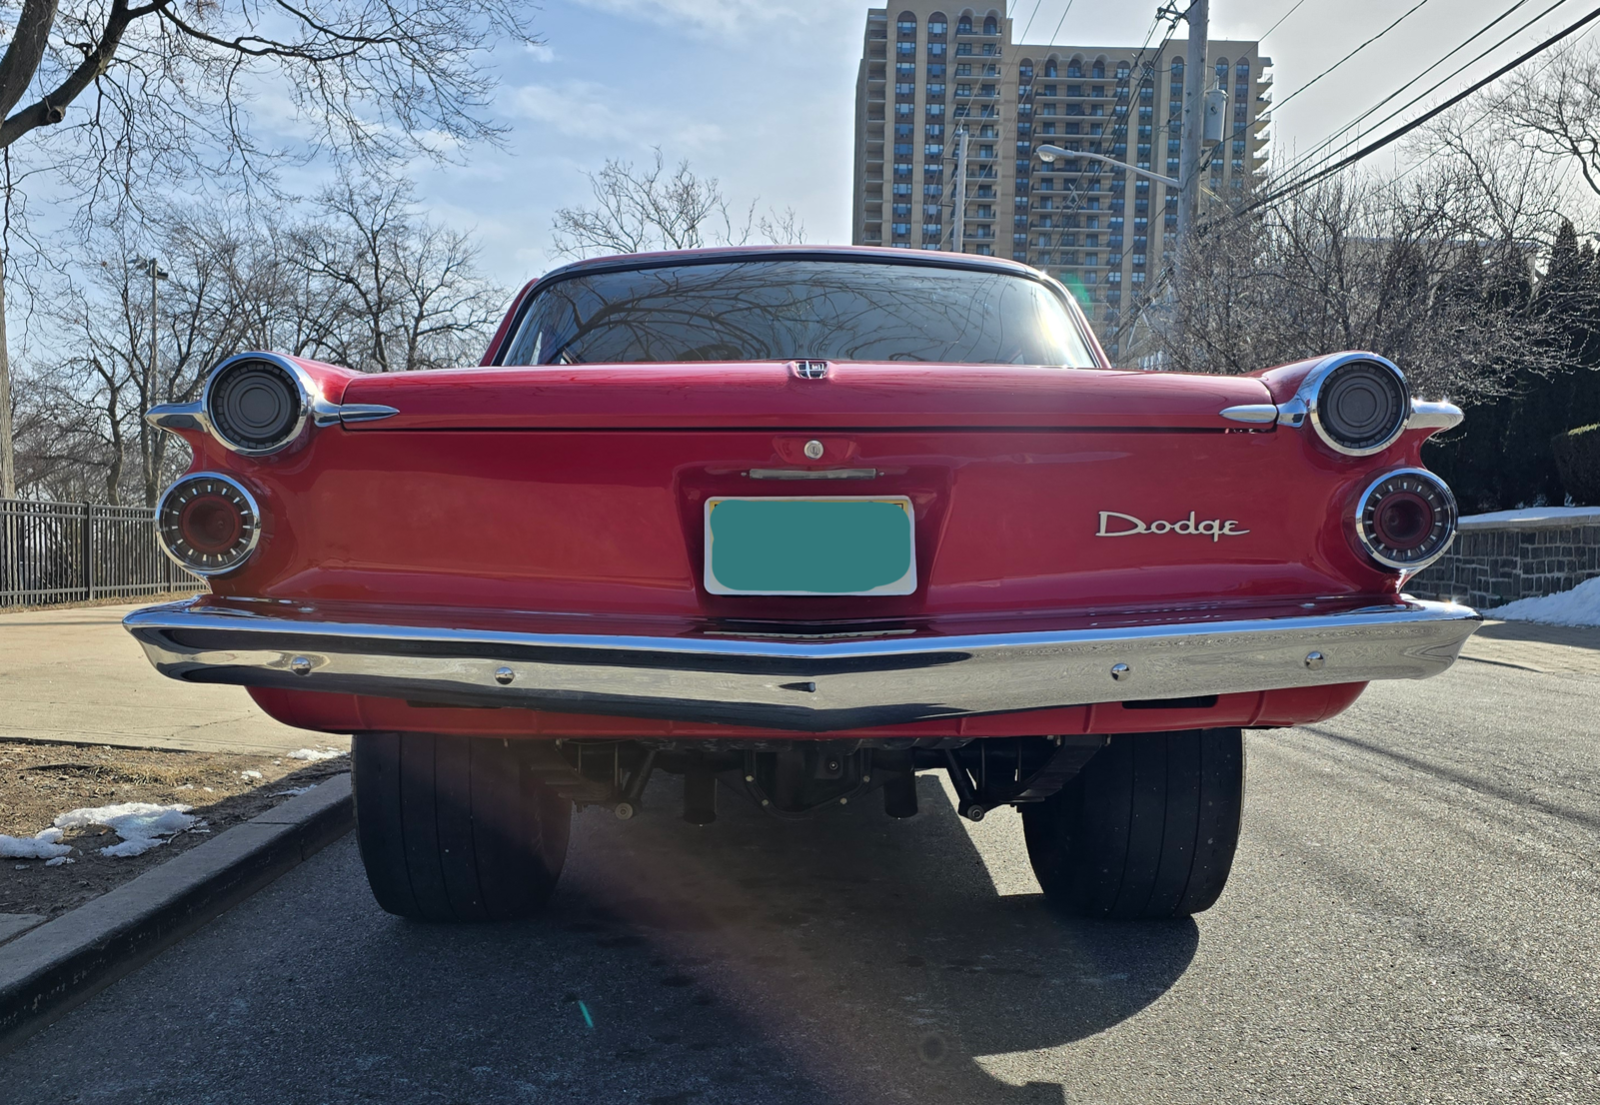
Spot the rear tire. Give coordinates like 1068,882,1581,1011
352,732,571,921
1020,728,1244,919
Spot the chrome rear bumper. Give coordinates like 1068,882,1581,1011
124,599,1481,732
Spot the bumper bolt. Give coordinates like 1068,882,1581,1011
1305,651,1326,670
613,802,635,821
494,667,515,685
1110,663,1132,681
289,656,312,677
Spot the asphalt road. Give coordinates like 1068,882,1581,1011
5,641,1599,1104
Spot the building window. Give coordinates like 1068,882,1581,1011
895,123,913,138
927,83,945,96
956,15,972,33
928,63,945,78
929,43,946,56
927,124,945,138
897,16,916,36
892,222,910,237
892,202,911,216
925,144,944,157
895,103,913,117
897,42,915,57
896,62,914,78
924,184,942,198
929,19,947,35
895,82,915,96
926,104,945,118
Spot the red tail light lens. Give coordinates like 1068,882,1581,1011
157,474,261,576
1355,469,1456,571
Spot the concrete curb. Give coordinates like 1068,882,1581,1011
0,773,353,1055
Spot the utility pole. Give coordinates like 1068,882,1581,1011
1176,0,1209,283
0,248,13,499
951,129,969,253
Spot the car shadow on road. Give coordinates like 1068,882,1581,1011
531,773,1200,1104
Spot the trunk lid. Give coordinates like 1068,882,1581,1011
337,363,1273,431
223,363,1394,624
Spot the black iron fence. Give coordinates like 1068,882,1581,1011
0,499,202,608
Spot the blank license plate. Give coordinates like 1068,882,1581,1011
704,497,917,596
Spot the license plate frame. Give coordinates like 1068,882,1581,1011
703,496,918,596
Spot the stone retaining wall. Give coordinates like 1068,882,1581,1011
1408,513,1600,609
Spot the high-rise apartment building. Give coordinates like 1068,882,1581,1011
851,5,1272,356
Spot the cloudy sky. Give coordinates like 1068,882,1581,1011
396,0,1592,289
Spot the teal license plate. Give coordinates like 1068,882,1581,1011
704,497,917,596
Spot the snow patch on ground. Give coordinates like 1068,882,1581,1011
45,855,74,866
0,827,72,861
239,770,263,780
288,748,345,762
271,785,318,797
53,803,198,857
1487,576,1600,627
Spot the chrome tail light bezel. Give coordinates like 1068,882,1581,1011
1297,352,1412,457
1354,467,1458,572
156,472,262,577
202,354,314,457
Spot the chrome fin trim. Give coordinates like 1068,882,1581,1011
124,599,1481,733
145,401,208,433
1407,400,1464,432
336,403,401,425
1220,404,1280,425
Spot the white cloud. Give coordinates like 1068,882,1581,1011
506,81,725,151
568,0,819,37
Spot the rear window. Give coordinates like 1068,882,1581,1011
502,258,1099,367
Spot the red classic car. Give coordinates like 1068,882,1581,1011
128,246,1479,922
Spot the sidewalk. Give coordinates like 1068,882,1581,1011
1460,619,1600,676
0,602,344,756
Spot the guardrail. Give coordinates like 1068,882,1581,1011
1,499,200,608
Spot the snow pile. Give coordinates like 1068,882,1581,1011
1487,576,1600,627
288,748,344,762
0,827,72,861
54,802,198,858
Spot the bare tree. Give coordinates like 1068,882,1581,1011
0,0,536,499
550,148,807,260
290,178,503,373
16,194,504,503
1146,130,1580,403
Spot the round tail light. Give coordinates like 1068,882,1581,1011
205,357,306,455
157,474,261,576
1355,469,1457,571
1306,355,1411,456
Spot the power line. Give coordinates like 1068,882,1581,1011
1246,3,1600,213
1260,0,1311,42
1269,0,1575,203
1276,0,1436,110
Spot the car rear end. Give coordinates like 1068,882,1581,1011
126,248,1478,921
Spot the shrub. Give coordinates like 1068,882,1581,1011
1552,424,1600,505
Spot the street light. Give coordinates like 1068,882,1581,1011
127,257,168,384
1034,145,1179,189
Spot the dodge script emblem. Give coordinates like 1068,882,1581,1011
1097,511,1250,542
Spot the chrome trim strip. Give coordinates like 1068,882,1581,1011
746,467,878,480
124,599,1481,732
1407,399,1464,432
1220,404,1280,425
